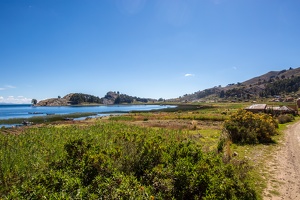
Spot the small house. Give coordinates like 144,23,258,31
245,104,267,113
245,104,298,115
266,105,297,115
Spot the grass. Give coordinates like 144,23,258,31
193,129,220,151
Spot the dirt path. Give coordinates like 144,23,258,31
264,120,300,200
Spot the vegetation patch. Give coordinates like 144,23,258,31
1,102,287,199
223,109,278,144
0,112,98,125
1,122,259,199
277,114,295,124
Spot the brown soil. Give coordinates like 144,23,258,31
264,120,300,199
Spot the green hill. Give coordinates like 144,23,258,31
177,67,300,102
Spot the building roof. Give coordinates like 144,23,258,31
281,106,294,111
267,105,295,111
266,106,280,111
245,104,267,110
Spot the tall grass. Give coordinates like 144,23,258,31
0,112,97,125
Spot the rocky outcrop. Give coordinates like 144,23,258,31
36,98,69,106
102,91,118,105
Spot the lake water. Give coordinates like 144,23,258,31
0,104,175,120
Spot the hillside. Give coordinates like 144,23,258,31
178,67,300,102
36,92,155,106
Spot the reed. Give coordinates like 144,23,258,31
0,112,97,125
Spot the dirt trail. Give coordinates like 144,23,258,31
264,120,300,200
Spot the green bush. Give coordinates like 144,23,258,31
277,114,294,124
223,109,278,144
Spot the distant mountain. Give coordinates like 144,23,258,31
177,67,300,102
36,92,156,106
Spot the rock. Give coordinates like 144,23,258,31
102,91,119,105
36,98,69,106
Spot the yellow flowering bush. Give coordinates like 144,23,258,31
223,109,278,144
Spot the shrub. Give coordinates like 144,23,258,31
277,114,294,124
223,109,278,144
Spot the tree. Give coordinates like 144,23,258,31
69,93,102,104
114,96,121,104
31,99,37,105
219,90,225,98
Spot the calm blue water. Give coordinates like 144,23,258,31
0,104,175,120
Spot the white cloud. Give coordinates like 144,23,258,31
6,85,16,89
0,85,17,90
0,96,32,104
185,73,195,77
232,67,237,70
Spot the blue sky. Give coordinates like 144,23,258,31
1,0,300,103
